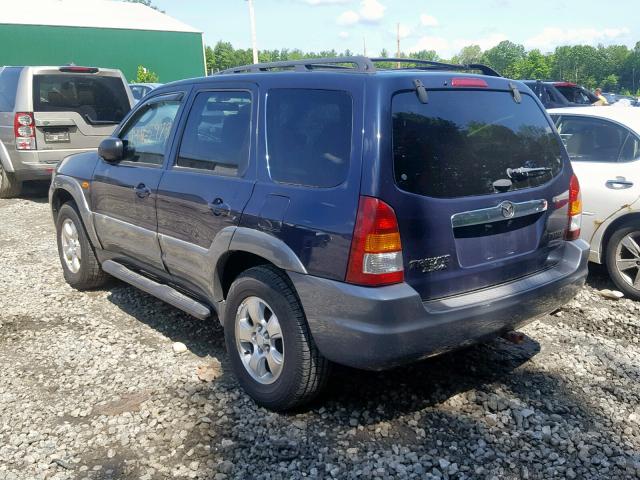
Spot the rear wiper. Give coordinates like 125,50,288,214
507,167,552,181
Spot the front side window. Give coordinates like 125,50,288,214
176,91,252,176
267,89,352,187
392,90,563,198
554,116,639,163
33,74,130,124
119,97,181,165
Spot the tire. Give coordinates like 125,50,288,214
605,224,640,301
56,202,109,290
0,163,21,198
224,265,330,411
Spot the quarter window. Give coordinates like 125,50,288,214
555,116,639,163
176,91,252,176
119,97,181,166
266,89,352,187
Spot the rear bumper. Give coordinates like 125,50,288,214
290,240,589,370
11,149,95,181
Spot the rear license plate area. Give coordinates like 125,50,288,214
44,129,70,143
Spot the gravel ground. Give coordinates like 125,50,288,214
1,190,639,480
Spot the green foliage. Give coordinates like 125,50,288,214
205,40,640,93
134,65,159,83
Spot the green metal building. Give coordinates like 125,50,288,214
0,0,206,83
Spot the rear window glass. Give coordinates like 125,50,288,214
555,85,594,105
267,89,352,187
0,67,21,111
33,74,130,124
392,90,563,198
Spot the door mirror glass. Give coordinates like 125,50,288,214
98,137,124,162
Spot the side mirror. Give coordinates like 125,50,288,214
98,137,124,163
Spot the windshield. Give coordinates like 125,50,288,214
392,89,563,198
33,74,130,124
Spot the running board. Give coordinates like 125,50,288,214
102,260,211,320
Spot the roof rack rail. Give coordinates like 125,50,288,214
217,56,501,77
370,58,501,77
218,56,375,74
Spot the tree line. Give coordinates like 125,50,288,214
206,40,640,95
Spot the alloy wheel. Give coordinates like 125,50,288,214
235,296,284,385
60,218,82,273
615,232,640,290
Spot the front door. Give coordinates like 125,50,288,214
156,86,257,299
92,92,185,271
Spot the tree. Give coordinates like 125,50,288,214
123,0,164,12
134,65,159,83
452,45,482,65
513,49,551,79
481,41,526,78
412,50,440,62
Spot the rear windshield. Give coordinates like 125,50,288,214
392,90,563,198
33,74,130,124
555,85,595,105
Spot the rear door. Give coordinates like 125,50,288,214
155,84,257,299
380,84,571,300
31,68,132,152
553,113,640,244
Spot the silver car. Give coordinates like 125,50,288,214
0,66,133,197
129,82,162,103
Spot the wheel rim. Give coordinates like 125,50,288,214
60,218,82,273
235,296,284,385
615,232,640,290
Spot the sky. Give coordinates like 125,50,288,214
152,0,639,58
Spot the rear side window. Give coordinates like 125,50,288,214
177,90,252,176
267,89,352,187
0,67,21,111
555,85,594,105
33,74,130,124
554,115,640,163
392,90,563,198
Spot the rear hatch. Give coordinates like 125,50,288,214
383,79,572,300
31,67,132,151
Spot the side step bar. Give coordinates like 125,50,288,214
102,260,211,320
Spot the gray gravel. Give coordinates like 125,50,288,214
1,192,639,480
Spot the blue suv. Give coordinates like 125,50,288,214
49,57,589,410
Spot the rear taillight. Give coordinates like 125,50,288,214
346,196,404,286
565,174,582,241
14,112,35,150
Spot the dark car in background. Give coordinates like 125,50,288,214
523,80,598,109
50,57,589,410
0,65,133,197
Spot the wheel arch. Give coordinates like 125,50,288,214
49,175,101,248
214,227,307,302
600,212,640,263
0,140,15,173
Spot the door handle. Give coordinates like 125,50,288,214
606,178,634,189
134,183,151,198
209,197,231,217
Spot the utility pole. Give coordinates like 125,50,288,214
363,37,367,57
247,0,258,64
396,23,400,69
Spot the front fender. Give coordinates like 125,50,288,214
49,174,101,248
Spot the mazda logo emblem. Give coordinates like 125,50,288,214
500,201,515,219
